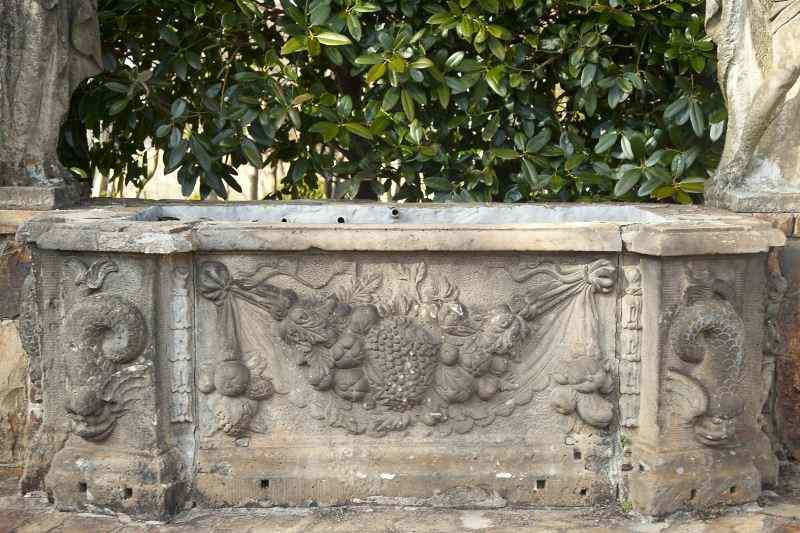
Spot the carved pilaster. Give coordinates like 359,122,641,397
169,267,193,423
619,266,642,428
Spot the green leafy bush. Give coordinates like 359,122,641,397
63,0,724,202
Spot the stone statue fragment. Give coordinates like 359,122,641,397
0,0,102,193
705,0,800,211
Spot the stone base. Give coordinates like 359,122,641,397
0,184,88,210
706,188,800,213
193,440,613,509
628,436,774,516
45,446,186,520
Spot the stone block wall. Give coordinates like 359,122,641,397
0,211,33,467
751,214,800,460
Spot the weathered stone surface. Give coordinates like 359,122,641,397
2,464,800,533
704,3,800,212
0,184,89,210
0,209,35,320
776,238,800,459
0,320,27,465
0,234,29,320
0,0,101,190
14,202,782,519
752,213,797,236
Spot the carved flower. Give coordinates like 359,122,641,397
280,297,341,349
482,306,530,356
198,261,233,305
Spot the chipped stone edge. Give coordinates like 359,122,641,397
15,202,785,256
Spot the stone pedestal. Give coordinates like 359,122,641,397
0,183,88,211
707,190,800,214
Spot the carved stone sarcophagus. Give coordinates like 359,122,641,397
17,202,783,518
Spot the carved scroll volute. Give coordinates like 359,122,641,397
62,258,150,442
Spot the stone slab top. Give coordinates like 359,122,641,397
15,200,785,256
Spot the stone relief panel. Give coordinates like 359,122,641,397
61,258,151,441
665,267,747,448
195,254,618,440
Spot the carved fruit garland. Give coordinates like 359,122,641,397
198,259,617,437
197,262,275,437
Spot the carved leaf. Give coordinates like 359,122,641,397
336,272,383,304
66,257,119,292
373,412,411,433
412,262,427,288
81,259,119,290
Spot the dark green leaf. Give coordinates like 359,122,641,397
316,32,351,46
614,169,641,197
241,138,263,169
594,132,618,154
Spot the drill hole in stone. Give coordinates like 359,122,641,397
639,464,645,473
536,479,546,490
281,218,288,223
124,487,133,499
390,208,400,218
261,479,270,489
573,448,582,460
580,488,588,496
690,489,696,500
337,216,345,224
730,486,737,495
79,482,87,494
